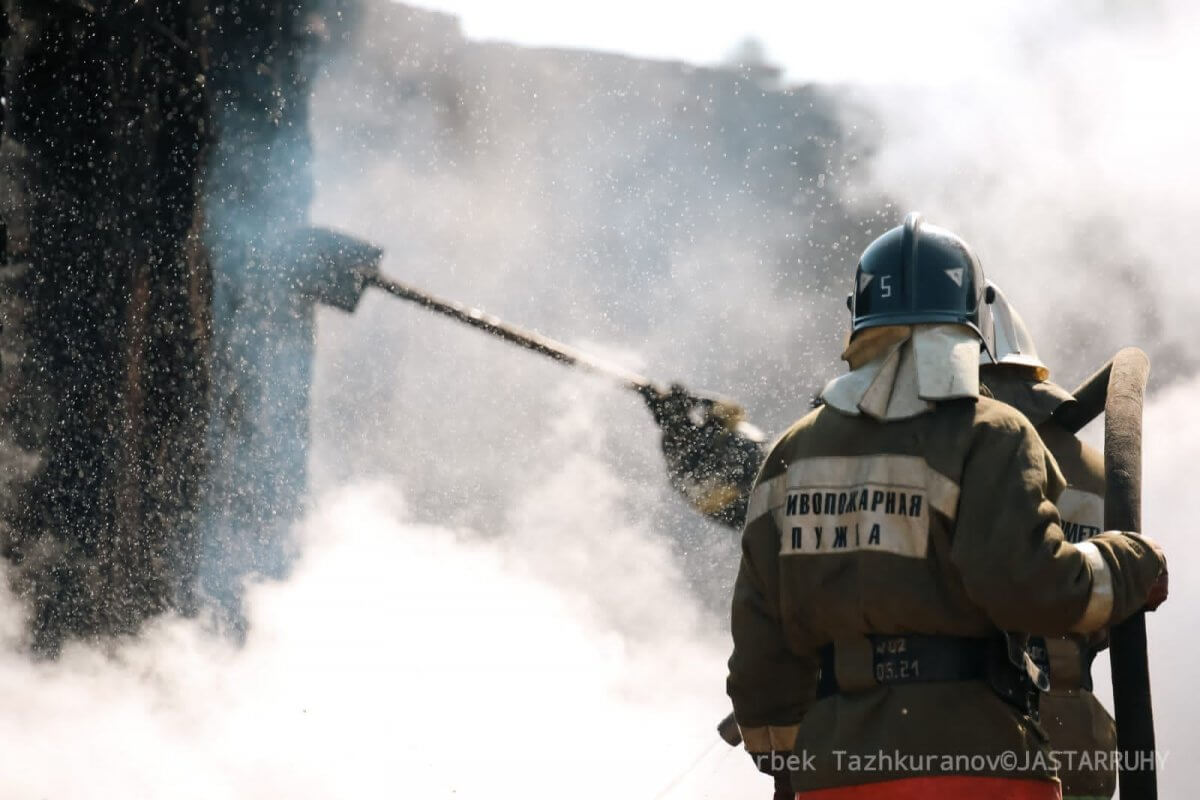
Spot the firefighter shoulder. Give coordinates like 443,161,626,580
981,281,1114,799
726,214,1167,800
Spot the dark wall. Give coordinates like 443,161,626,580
1,1,211,651
1,0,360,646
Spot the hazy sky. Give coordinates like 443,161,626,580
405,0,1055,84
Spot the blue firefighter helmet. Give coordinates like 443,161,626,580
849,212,994,357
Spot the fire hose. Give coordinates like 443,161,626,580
290,225,766,522
1053,348,1157,799
356,271,767,526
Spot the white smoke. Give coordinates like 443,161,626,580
0,389,757,798
847,0,1200,389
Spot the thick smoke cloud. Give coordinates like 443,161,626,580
848,0,1200,390
306,1,879,612
0,390,752,797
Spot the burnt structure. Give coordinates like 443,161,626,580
0,0,356,648
1,0,212,650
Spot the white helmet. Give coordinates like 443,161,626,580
980,281,1049,380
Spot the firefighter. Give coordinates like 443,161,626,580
726,213,1167,799
980,283,1118,799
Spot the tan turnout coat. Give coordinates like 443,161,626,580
726,394,1163,792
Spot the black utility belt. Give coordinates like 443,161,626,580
816,634,991,699
815,632,1053,718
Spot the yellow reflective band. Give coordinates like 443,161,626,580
1072,540,1114,633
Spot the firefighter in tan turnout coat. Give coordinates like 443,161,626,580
726,214,1168,800
980,283,1119,800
